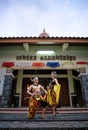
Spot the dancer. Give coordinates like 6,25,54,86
27,77,47,119
47,71,61,116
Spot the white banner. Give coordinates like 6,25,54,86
14,62,31,68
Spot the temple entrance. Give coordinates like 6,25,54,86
9,69,83,107
21,78,70,107
21,69,70,107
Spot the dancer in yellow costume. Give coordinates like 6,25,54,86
27,77,47,119
47,71,61,116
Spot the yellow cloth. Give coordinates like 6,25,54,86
40,94,47,102
47,84,61,106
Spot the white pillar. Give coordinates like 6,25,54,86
68,70,74,107
16,70,23,107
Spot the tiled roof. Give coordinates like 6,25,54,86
0,36,88,45
0,36,88,39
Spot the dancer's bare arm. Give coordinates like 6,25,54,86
27,85,34,96
54,78,61,86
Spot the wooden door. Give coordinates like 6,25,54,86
21,77,70,107
59,78,70,107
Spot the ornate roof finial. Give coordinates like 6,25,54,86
43,28,45,33
39,29,50,38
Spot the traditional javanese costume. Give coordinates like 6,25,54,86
47,80,61,107
28,91,47,119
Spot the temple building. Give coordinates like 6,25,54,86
0,30,88,108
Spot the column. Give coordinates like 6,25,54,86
68,70,74,107
79,67,88,107
0,68,13,108
16,70,23,107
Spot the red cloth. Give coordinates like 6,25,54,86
2,62,14,67
32,62,45,68
76,62,88,65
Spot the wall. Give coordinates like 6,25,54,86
0,45,88,62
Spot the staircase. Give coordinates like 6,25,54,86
0,107,88,130
0,107,88,114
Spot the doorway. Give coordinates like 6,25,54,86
21,69,70,107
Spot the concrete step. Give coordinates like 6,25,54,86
0,107,88,129
0,113,88,121
0,112,88,129
0,107,88,114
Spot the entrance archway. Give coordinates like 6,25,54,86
21,69,70,107
10,69,83,108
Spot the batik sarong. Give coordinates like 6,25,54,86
28,94,47,119
28,97,38,119
47,84,61,106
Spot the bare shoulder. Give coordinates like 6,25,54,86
54,78,58,82
39,84,42,87
27,84,33,90
54,78,61,86
39,84,43,88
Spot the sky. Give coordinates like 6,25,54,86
0,0,88,37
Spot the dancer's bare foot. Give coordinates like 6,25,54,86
52,112,56,116
41,115,46,119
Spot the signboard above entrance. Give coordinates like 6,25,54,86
16,55,76,61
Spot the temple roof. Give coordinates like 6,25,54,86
0,29,88,45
